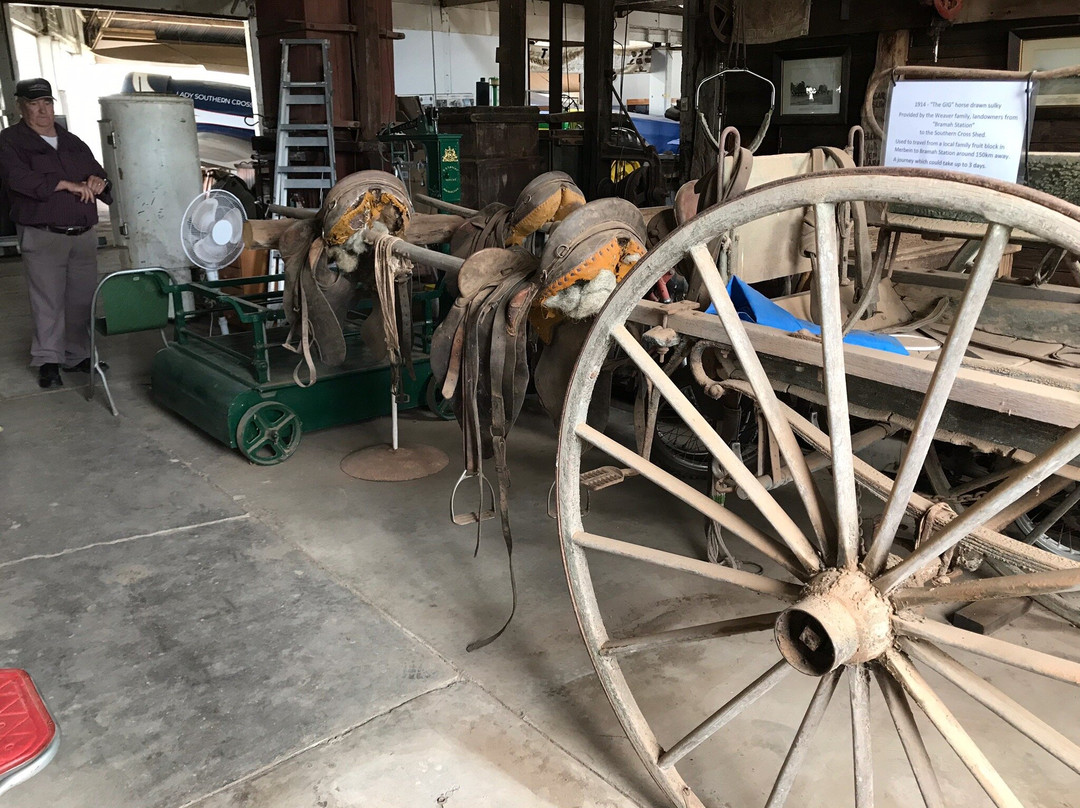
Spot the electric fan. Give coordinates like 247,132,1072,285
179,189,246,276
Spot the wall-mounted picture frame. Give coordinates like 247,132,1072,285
774,48,850,124
1008,28,1080,108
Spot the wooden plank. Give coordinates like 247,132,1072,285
629,300,1080,428
892,268,1080,304
951,597,1033,635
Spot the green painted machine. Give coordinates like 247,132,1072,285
150,274,447,465
378,115,463,204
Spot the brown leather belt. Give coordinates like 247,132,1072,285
37,225,92,236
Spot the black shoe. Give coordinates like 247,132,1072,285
38,363,63,389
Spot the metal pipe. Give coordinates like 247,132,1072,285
266,202,318,219
413,192,480,217
360,229,466,274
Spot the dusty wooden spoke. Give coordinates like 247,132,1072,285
893,567,1080,609
864,223,1013,576
658,660,791,769
764,668,843,808
849,663,874,808
873,666,945,808
893,615,1080,685
812,203,860,569
573,530,802,601
886,650,1023,808
689,243,834,553
723,379,1079,579
575,422,808,578
877,421,1080,595
901,638,1080,775
612,325,822,574
600,612,780,657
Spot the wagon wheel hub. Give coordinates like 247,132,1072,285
775,569,892,676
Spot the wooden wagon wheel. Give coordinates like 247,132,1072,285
555,168,1080,808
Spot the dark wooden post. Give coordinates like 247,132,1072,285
583,0,614,197
680,0,723,182
548,0,563,114
498,0,527,106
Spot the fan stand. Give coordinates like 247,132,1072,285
340,390,449,481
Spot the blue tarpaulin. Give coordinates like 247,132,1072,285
707,276,909,356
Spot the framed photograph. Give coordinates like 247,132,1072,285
775,48,850,123
1009,28,1080,108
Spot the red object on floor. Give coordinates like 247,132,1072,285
0,669,56,776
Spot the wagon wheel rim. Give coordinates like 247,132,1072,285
237,401,302,465
556,168,1080,808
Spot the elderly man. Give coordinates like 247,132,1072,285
0,78,112,388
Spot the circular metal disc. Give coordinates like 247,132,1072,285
339,443,449,481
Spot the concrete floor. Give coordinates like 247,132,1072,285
1,245,1078,808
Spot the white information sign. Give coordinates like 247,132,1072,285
883,80,1030,183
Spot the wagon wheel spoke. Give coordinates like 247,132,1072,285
885,650,1023,808
873,665,945,808
892,567,1080,608
572,530,801,601
611,324,821,574
876,422,1080,595
811,203,860,569
864,223,1013,575
849,663,874,808
892,615,1080,685
764,668,843,808
600,611,780,657
658,660,791,769
689,243,834,555
901,638,1080,775
575,423,809,579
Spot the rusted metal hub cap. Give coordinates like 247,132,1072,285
775,569,891,676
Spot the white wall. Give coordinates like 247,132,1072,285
392,1,683,109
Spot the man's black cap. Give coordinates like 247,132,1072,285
15,78,53,101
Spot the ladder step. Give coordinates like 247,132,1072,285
278,123,333,132
280,136,333,147
279,179,335,190
282,81,326,89
282,94,327,105
277,165,334,173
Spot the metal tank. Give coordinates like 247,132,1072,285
98,94,202,284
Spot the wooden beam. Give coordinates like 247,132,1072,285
549,0,563,114
680,0,723,183
583,0,615,197
629,300,1080,429
498,0,527,107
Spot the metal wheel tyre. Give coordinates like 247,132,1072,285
236,401,302,465
556,169,1080,808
